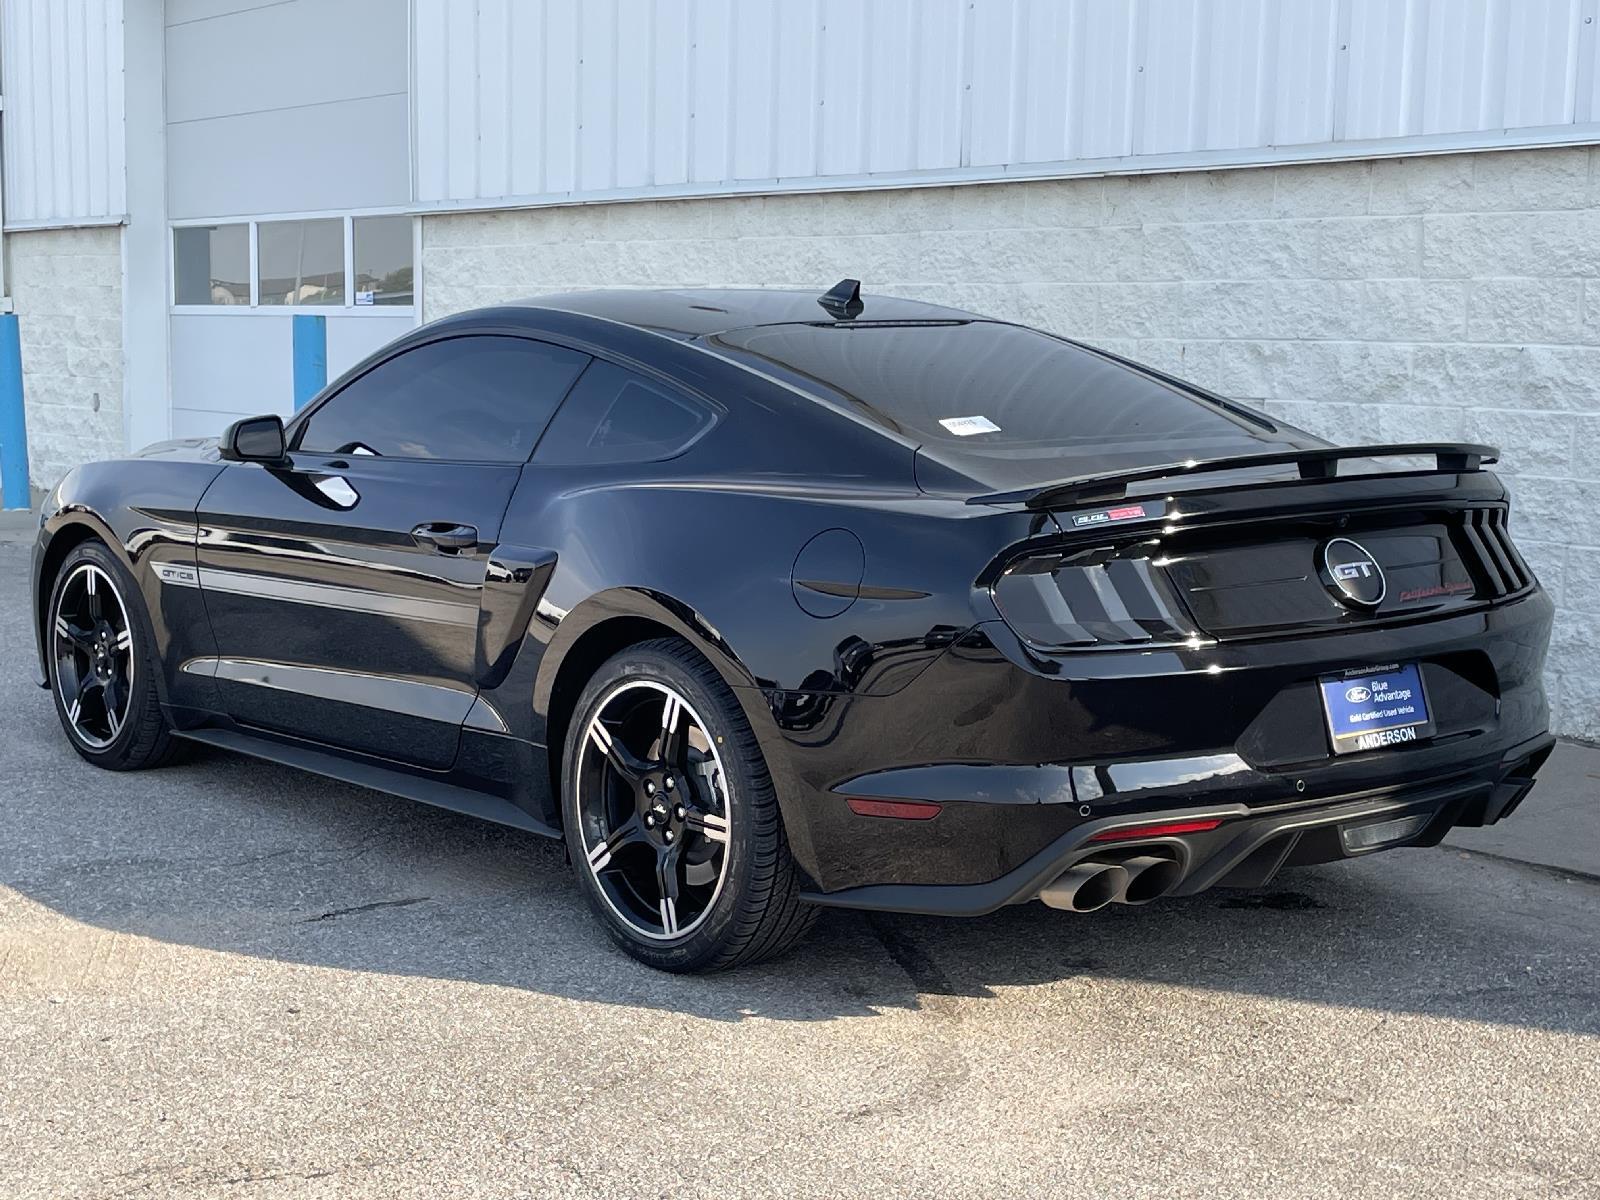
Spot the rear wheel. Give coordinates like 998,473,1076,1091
46,541,180,771
561,639,815,971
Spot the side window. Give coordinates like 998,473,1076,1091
294,336,591,463
533,360,714,465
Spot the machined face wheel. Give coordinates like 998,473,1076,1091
575,679,731,941
51,563,136,750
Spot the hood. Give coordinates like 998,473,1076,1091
131,437,222,464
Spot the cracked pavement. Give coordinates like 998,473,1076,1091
1,535,1598,1198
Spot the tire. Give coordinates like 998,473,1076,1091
560,638,816,972
45,540,182,771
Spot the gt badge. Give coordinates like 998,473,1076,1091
1321,538,1386,608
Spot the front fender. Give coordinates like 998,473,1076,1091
32,457,226,714
31,478,136,688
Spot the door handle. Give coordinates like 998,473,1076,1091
411,522,479,553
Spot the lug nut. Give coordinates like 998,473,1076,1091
673,804,687,820
664,776,675,791
644,813,656,828
644,780,656,796
664,829,675,844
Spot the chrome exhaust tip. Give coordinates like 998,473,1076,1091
1039,861,1130,913
1117,854,1184,905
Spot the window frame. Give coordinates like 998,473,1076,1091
286,332,595,466
168,208,420,318
286,329,725,468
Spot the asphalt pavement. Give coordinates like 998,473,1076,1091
1,522,1597,1199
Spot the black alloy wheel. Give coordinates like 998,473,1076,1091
562,640,815,971
52,561,136,750
46,541,180,771
575,677,731,941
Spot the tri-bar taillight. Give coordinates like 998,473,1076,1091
1462,507,1532,596
991,552,1198,649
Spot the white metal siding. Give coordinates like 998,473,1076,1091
164,0,410,218
0,0,125,226
414,0,1600,209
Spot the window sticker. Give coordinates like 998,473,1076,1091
939,415,1001,436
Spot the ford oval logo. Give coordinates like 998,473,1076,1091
1322,538,1386,608
1345,685,1372,703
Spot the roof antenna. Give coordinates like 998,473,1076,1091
818,278,864,320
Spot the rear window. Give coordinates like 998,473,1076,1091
705,321,1249,449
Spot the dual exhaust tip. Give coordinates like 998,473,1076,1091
1038,855,1184,913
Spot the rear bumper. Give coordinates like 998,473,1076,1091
760,586,1553,896
800,733,1554,915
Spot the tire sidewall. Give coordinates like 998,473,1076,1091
46,541,158,766
561,643,765,971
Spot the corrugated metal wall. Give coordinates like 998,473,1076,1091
0,0,125,226
414,0,1600,207
4,0,1598,225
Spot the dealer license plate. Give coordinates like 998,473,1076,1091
1320,662,1433,755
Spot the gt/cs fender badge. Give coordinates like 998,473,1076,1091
1322,537,1386,608
153,562,199,588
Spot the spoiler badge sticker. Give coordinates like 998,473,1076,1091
1070,503,1150,529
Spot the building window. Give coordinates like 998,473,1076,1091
172,224,250,305
257,218,346,306
171,215,415,311
353,216,414,307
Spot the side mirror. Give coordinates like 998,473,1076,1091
219,414,287,464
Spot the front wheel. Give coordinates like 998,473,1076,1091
561,639,816,972
46,541,181,771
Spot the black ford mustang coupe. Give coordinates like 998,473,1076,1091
30,283,1554,971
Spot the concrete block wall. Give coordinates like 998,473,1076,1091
7,226,125,491
418,145,1596,740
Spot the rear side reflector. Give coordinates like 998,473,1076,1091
1089,818,1223,843
847,798,942,821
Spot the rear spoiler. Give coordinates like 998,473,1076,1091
965,443,1500,510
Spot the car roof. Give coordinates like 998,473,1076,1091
507,287,982,339
403,286,1302,496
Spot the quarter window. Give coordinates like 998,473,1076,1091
534,361,714,465
294,336,591,463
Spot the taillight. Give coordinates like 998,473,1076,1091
991,552,1200,649
1462,508,1532,595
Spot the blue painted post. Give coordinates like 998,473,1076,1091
0,313,30,511
292,313,328,411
